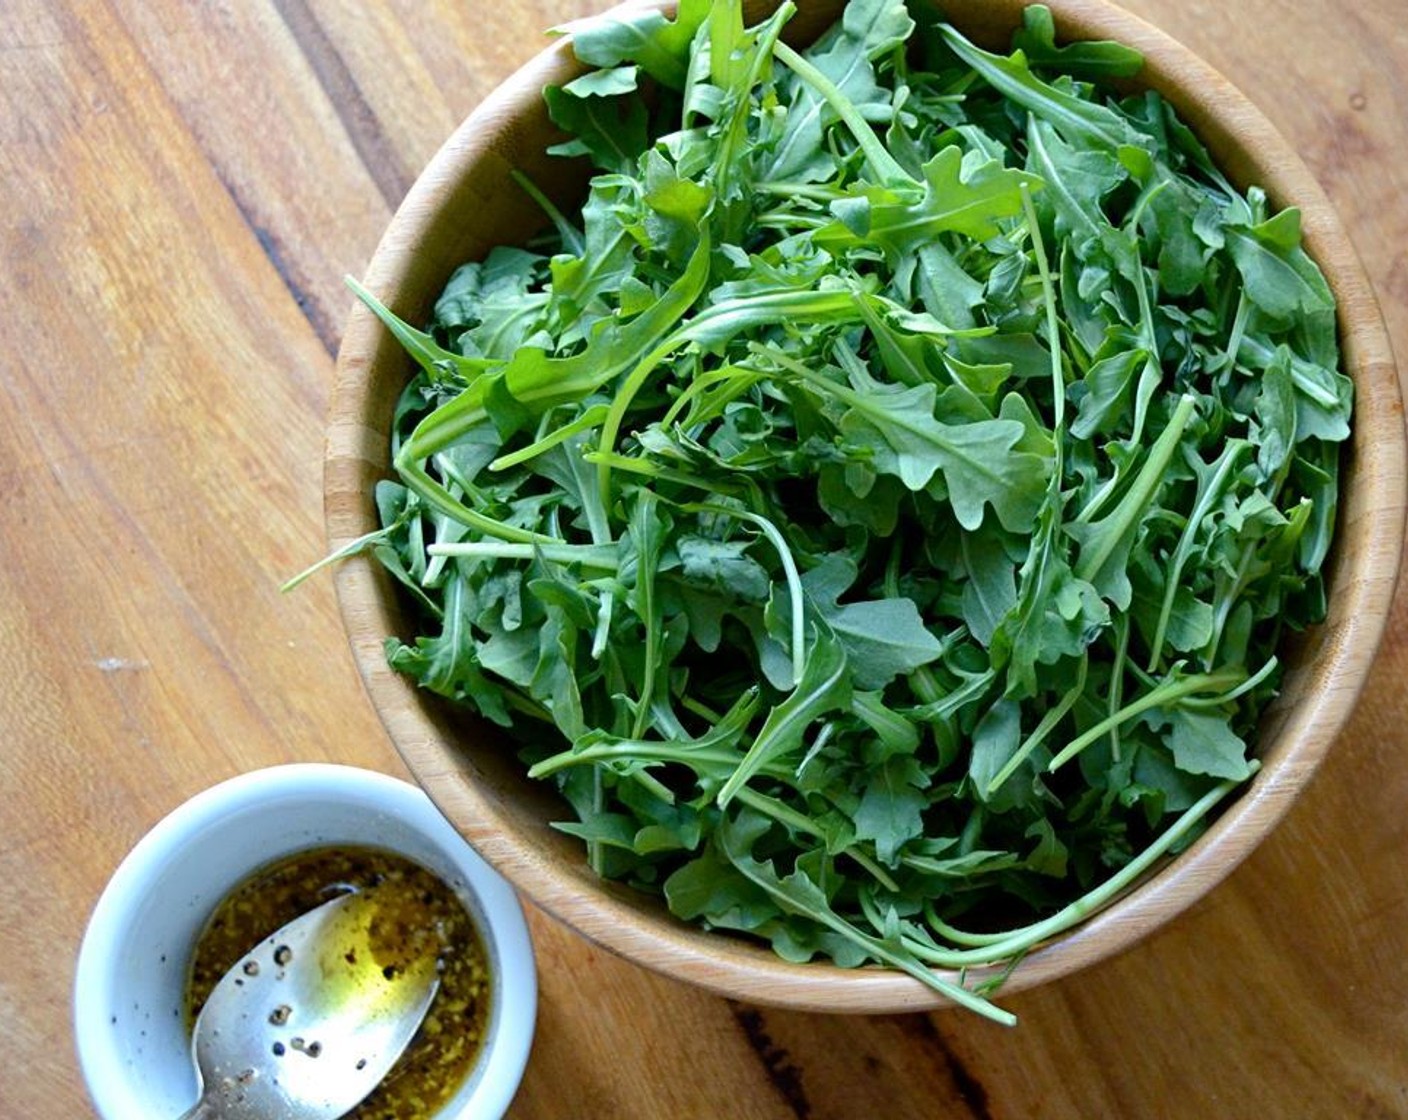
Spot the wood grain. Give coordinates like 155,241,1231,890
2,1,1407,1118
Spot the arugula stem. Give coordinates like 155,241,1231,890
682,502,806,688
1179,655,1278,708
680,694,726,724
759,341,1028,500
1073,394,1197,584
912,763,1256,964
531,688,763,782
1220,289,1251,374
630,767,677,805
510,168,584,255
396,459,552,545
1026,117,1099,247
428,541,618,569
754,212,831,231
986,654,1087,794
907,666,944,707
733,788,901,892
502,690,553,723
527,742,764,781
959,805,985,855
794,719,835,778
720,823,1015,1024
629,490,662,739
582,449,750,498
711,3,793,210
939,23,1129,149
596,281,862,515
852,691,918,750
912,668,998,725
1020,180,1066,434
346,275,492,386
1047,664,1245,772
589,768,606,876
1126,178,1172,234
660,365,767,430
478,298,550,359
1128,253,1163,448
281,518,405,593
1107,614,1130,762
489,404,609,470
772,40,915,188
754,181,845,202
1205,541,1258,668
1070,478,1110,528
1146,440,1250,671
591,596,614,660
1241,335,1342,408
884,540,947,706
597,332,696,513
717,638,848,809
922,906,1012,949
396,233,713,467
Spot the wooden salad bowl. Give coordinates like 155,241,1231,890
325,0,1406,1012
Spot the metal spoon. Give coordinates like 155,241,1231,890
177,886,441,1120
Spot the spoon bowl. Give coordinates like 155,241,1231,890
180,888,439,1120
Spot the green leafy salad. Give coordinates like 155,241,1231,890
342,1,1350,1020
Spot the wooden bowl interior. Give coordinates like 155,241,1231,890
326,0,1405,1012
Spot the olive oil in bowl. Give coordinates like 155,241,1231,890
186,846,491,1120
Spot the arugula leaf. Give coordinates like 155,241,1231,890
1164,709,1251,781
793,353,1049,531
1227,208,1335,321
854,755,930,864
544,82,649,174
663,842,778,928
1012,5,1143,79
718,631,851,807
762,0,914,184
939,21,1142,151
1068,395,1197,609
565,0,713,90
835,148,1042,252
960,522,1020,648
761,554,949,690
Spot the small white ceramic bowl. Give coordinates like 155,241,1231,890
73,763,536,1120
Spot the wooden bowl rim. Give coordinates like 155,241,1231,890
325,0,1407,1012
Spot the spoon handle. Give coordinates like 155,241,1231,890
174,1096,219,1120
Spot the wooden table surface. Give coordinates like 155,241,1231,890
4,2,1407,1117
